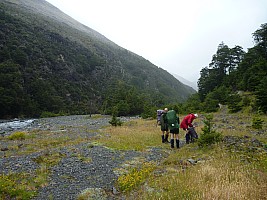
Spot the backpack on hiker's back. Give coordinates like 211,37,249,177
156,109,164,125
166,110,179,129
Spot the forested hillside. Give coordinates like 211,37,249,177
0,0,195,118
183,23,267,114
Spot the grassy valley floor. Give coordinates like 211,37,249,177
96,112,267,200
0,112,266,200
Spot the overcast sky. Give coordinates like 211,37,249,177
45,0,267,84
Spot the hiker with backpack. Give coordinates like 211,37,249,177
166,109,180,148
160,108,169,143
180,113,198,144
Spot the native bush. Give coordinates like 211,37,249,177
198,114,223,147
252,116,264,129
109,115,122,127
227,93,243,113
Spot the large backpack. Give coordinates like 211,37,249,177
166,110,179,129
156,109,164,125
188,127,198,139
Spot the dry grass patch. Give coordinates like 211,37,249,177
134,145,267,200
1,129,92,157
97,119,165,151
195,154,266,200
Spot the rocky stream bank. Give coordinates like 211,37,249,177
0,115,170,200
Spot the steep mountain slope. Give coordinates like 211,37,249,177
172,73,197,91
0,0,195,118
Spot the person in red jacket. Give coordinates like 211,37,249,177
180,113,198,144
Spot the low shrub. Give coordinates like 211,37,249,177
0,173,36,199
117,162,155,192
198,114,223,147
8,131,26,140
109,115,122,126
252,116,264,129
40,111,58,118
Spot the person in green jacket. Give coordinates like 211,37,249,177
166,109,180,148
160,108,169,143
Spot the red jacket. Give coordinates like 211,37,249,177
180,113,196,129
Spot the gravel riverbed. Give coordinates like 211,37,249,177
0,115,170,200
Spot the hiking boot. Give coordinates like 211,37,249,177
170,139,174,148
164,135,170,143
176,139,180,148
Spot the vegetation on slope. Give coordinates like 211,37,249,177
0,0,195,119
185,23,267,114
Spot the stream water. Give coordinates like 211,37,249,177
0,119,36,133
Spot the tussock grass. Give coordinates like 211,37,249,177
32,151,65,166
84,114,103,119
7,131,26,140
0,172,37,199
134,145,267,200
192,152,266,200
0,129,95,198
98,115,266,200
1,113,266,199
2,130,91,157
96,119,166,151
0,151,66,199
